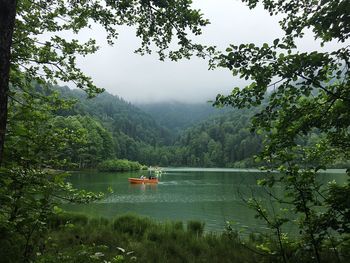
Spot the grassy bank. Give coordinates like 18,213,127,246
32,213,262,263
2,211,349,262
17,213,345,263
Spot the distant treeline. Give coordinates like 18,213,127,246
136,110,262,167
98,159,147,172
49,86,263,168
16,85,346,169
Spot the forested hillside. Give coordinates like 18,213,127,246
56,86,172,145
134,108,262,167
33,86,347,169
138,102,228,135
50,86,263,168
8,85,261,169
53,87,263,167
5,84,170,169
174,109,262,167
49,86,172,165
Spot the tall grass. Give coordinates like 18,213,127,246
33,213,349,263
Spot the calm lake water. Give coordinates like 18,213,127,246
65,168,346,233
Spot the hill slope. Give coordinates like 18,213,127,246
137,102,228,135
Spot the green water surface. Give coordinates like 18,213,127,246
64,168,346,232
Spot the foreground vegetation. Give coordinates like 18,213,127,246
2,213,348,263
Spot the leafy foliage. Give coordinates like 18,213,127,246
97,159,143,172
1,1,213,260
50,115,115,169
0,167,104,262
0,86,105,261
212,1,350,262
11,0,211,98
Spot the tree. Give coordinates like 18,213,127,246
0,85,106,261
3,85,81,168
0,0,17,162
214,0,349,261
0,2,211,260
0,0,211,163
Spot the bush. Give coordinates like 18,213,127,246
112,214,153,239
48,212,89,229
97,159,142,172
187,220,205,237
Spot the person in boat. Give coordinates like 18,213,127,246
140,175,145,179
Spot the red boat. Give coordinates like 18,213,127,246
128,177,158,184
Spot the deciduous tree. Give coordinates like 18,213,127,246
214,0,349,261
0,0,210,163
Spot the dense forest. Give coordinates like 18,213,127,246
7,84,348,171
138,102,228,135
41,85,262,168
22,85,344,169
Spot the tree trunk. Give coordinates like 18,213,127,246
0,0,17,164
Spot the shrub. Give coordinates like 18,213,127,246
112,214,152,239
48,212,88,229
187,220,205,237
97,159,142,172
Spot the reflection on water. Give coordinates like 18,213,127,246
64,168,346,232
129,183,158,191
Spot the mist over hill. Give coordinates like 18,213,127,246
137,101,230,135
56,86,173,145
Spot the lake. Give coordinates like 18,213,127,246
65,168,346,233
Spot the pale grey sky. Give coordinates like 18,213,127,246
67,0,345,103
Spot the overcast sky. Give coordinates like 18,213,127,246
69,0,344,104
